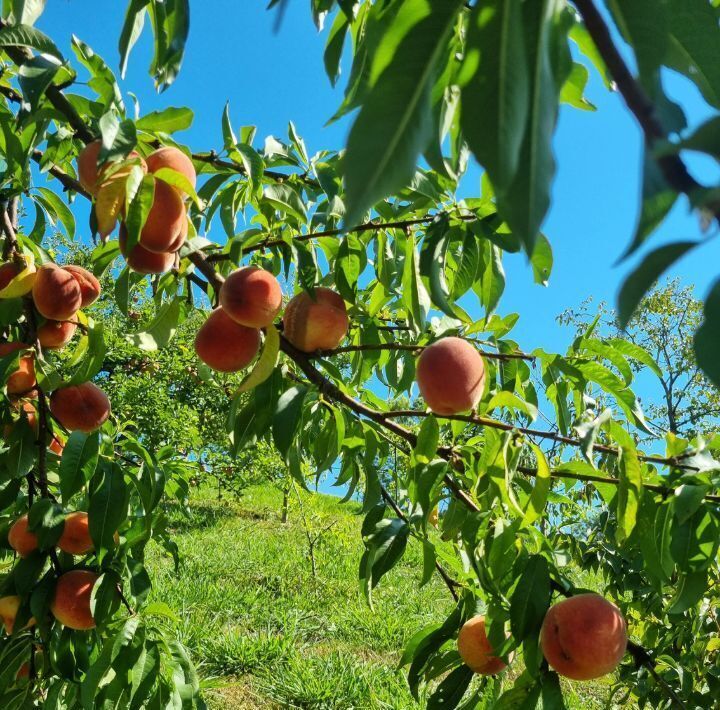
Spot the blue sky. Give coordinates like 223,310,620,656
38,3,717,378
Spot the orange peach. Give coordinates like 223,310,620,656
194,308,260,372
146,146,197,195
0,343,36,395
63,265,101,308
8,515,38,558
119,225,176,275
138,180,186,253
283,288,348,352
0,595,34,634
540,594,627,681
416,338,485,415
50,570,98,630
457,616,509,675
77,140,147,195
219,267,282,328
32,264,82,321
37,320,78,350
50,382,111,433
57,512,93,555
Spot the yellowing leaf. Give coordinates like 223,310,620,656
0,253,36,298
236,325,280,394
95,176,127,237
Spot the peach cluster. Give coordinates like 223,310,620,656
77,142,196,275
457,594,628,682
195,269,349,373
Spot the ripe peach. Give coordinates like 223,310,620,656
32,264,82,322
0,258,36,297
50,382,111,433
8,515,38,558
283,288,348,352
38,320,77,350
63,265,101,308
77,140,147,195
416,338,485,415
119,225,175,275
457,616,509,675
0,343,36,395
0,262,19,291
219,267,282,328
194,308,260,372
540,594,627,681
5,401,65,454
0,595,34,634
138,180,186,253
57,512,93,555
146,147,197,195
50,570,98,630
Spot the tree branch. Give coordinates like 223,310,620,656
313,342,535,362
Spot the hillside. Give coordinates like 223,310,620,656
146,485,616,709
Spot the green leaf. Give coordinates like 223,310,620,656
36,186,75,239
28,499,65,550
618,241,698,328
136,106,193,133
343,0,466,225
123,174,155,255
523,444,551,525
264,183,307,222
272,386,307,462
609,422,642,544
402,232,430,332
459,0,528,195
510,554,551,641
666,569,708,615
127,298,184,351
153,166,202,207
414,416,439,465
89,464,129,556
67,318,107,385
324,9,349,87
17,54,60,110
98,112,138,162
694,277,720,389
119,0,149,79
12,0,47,26
426,664,473,710
334,233,365,302
237,325,280,394
59,431,100,503
0,23,62,59
498,0,571,254
530,234,553,286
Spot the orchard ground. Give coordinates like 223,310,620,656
148,484,616,709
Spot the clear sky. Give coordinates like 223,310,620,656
37,3,718,365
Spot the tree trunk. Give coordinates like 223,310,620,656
281,489,289,524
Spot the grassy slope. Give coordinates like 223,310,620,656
146,485,617,709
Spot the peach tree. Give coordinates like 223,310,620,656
0,1,716,708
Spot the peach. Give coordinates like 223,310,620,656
138,180,186,253
63,265,101,308
457,616,509,675
219,267,282,328
0,262,20,291
57,512,93,555
416,338,485,415
0,258,36,297
119,225,176,275
50,382,111,433
8,515,38,558
0,595,34,634
32,264,82,322
0,343,36,395
283,288,348,352
194,308,260,372
50,570,98,630
146,146,197,195
5,401,64,454
540,594,627,681
77,140,147,195
38,320,77,350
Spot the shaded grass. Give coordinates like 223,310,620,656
146,484,618,708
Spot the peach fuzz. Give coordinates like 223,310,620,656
416,337,485,415
32,263,82,321
283,288,348,353
0,595,35,634
38,320,78,350
194,308,260,372
138,180,186,253
219,267,283,329
50,570,99,630
63,265,101,308
58,512,92,555
0,342,36,394
146,146,197,194
540,594,627,681
50,382,111,433
8,514,38,558
119,225,176,274
457,616,509,675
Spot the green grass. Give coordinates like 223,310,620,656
145,484,618,709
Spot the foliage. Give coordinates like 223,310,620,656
0,2,715,709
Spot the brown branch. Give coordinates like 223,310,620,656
571,0,702,203
312,342,535,362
